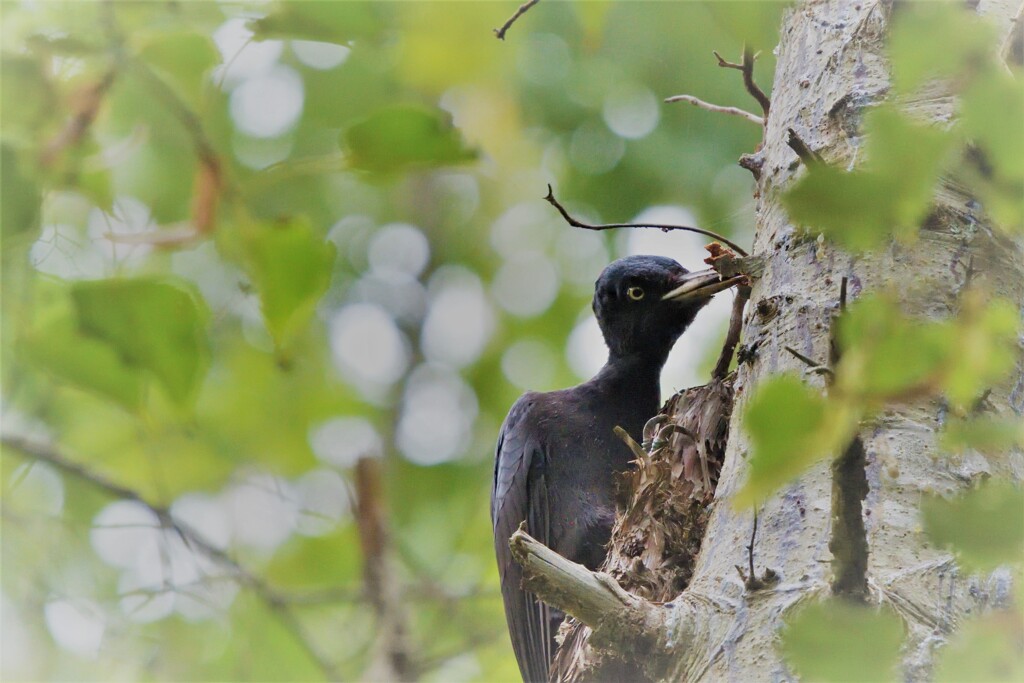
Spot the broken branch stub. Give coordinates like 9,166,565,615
508,525,668,655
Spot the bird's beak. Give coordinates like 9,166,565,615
662,269,743,302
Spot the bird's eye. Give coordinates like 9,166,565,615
626,286,645,301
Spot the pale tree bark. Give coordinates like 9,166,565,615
514,1,1024,681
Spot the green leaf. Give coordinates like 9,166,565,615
0,53,56,140
242,218,337,349
737,375,857,505
962,69,1024,183
783,107,951,250
139,31,218,107
21,309,144,410
922,482,1024,571
706,3,785,54
889,3,995,95
250,1,382,44
782,600,905,682
70,278,209,405
1,143,42,246
943,296,1020,407
935,611,1024,683
342,104,477,174
837,295,952,400
940,416,1024,456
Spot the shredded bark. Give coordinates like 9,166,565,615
551,376,734,682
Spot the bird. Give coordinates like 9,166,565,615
491,254,740,682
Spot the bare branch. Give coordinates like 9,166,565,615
712,285,750,379
508,524,672,652
786,127,823,166
544,185,749,257
714,47,771,118
40,69,117,167
494,0,540,40
664,95,764,125
2,434,343,682
356,457,414,681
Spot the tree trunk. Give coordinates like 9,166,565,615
518,1,1024,681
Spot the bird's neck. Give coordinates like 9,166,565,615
592,349,668,398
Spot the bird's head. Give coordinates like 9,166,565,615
592,255,738,362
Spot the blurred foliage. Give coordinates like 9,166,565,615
1,1,1020,681
737,292,1021,505
0,1,777,680
922,482,1024,572
781,599,905,682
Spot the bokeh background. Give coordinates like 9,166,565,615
0,2,783,680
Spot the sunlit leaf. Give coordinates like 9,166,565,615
21,309,144,410
960,69,1024,233
242,218,337,349
1,143,42,246
782,600,904,682
342,104,477,173
922,482,1024,570
941,416,1024,456
0,53,56,140
943,296,1020,407
935,610,1024,682
836,295,952,400
737,375,858,505
782,166,894,251
71,278,209,405
250,1,382,44
139,31,218,107
783,106,951,250
889,3,994,95
707,2,786,54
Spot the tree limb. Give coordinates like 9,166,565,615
355,457,415,681
664,95,764,125
544,184,749,256
714,47,771,118
1,433,343,682
508,524,672,655
494,0,540,40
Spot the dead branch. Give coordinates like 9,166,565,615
508,525,673,653
712,285,750,379
714,47,771,118
786,128,824,167
494,0,540,40
356,457,415,681
40,69,117,168
664,95,764,125
544,185,749,256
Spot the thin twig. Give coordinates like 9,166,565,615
544,184,749,256
664,95,764,125
2,434,343,682
713,286,751,379
784,346,823,369
40,69,117,167
714,47,771,117
494,0,540,40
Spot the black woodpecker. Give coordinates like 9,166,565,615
491,255,738,682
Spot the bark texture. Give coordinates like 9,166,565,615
543,1,1024,681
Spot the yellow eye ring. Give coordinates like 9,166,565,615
627,286,645,301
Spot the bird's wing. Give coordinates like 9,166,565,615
492,397,555,683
